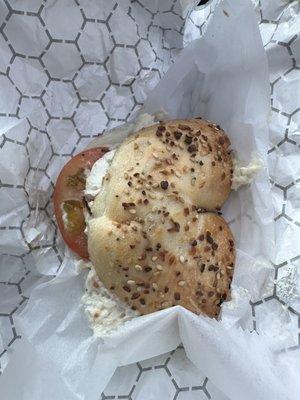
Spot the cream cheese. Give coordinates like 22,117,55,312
232,155,263,190
84,149,116,198
84,112,160,198
81,267,138,337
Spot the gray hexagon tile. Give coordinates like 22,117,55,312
78,0,118,22
45,154,71,184
265,41,293,82
0,141,29,185
129,2,153,40
0,35,12,73
101,86,135,120
18,98,45,124
0,255,27,283
78,21,113,64
254,298,299,351
106,46,141,85
26,129,52,169
42,42,83,80
272,73,300,115
4,14,49,57
0,187,29,228
42,81,79,118
9,57,49,97
0,75,20,116
74,102,108,137
41,0,83,41
102,362,139,398
109,6,139,45
25,168,54,209
132,367,176,400
168,347,207,389
0,229,28,256
6,0,44,14
74,64,110,101
47,119,80,155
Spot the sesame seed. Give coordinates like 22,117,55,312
127,280,136,285
152,256,158,261
149,193,156,199
179,255,185,263
175,171,181,178
129,209,136,214
152,152,159,159
152,182,159,188
124,172,129,179
156,264,163,271
178,280,186,286
152,283,158,290
145,183,151,190
135,264,142,271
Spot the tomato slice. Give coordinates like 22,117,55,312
53,147,109,259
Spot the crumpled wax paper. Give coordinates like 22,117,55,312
0,0,299,399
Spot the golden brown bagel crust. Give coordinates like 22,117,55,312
88,118,235,317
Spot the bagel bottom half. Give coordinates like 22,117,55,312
89,212,235,318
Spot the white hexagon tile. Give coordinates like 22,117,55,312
0,0,299,399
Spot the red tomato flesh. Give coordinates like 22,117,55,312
53,147,109,259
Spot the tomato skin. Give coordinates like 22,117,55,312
53,147,108,259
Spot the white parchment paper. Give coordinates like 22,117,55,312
0,1,299,399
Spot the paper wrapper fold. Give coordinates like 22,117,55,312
0,1,299,399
